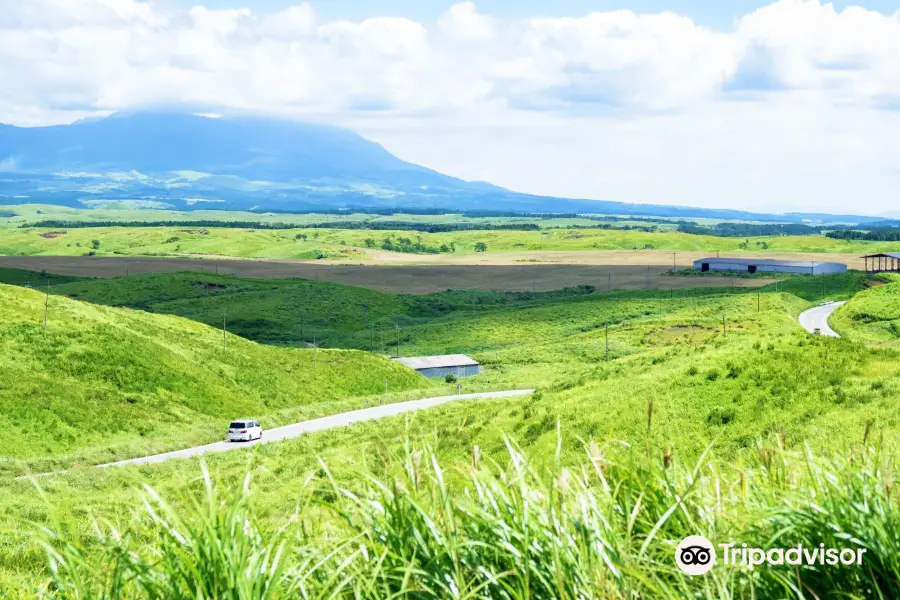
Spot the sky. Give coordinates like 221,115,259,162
3,0,900,215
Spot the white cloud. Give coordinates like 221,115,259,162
260,3,316,38
438,2,495,43
2,0,900,212
188,6,251,36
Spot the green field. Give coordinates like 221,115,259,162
2,205,899,258
1,223,896,258
3,262,900,597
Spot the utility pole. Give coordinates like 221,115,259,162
363,303,369,350
222,311,227,352
605,324,609,362
43,281,51,330
673,252,677,272
396,324,401,357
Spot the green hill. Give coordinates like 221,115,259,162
831,275,900,343
48,271,599,347
5,276,900,595
0,283,427,475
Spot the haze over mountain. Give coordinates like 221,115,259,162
0,112,881,224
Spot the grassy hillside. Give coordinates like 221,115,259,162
4,267,900,595
0,283,428,475
37,271,867,387
46,271,600,348
0,266,84,286
2,223,899,259
831,274,900,343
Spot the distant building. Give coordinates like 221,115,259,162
391,354,481,379
692,257,847,275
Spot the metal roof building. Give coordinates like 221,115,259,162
862,253,900,273
391,354,481,379
693,257,848,275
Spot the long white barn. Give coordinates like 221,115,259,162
692,257,848,275
391,354,482,379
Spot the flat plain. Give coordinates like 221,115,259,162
0,254,779,293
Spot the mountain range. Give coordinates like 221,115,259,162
0,112,885,224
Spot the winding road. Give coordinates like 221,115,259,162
798,301,846,338
90,389,533,469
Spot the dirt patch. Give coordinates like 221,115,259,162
39,231,67,239
0,255,776,295
357,249,869,270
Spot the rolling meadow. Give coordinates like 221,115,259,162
3,207,900,597
2,259,900,597
2,205,900,261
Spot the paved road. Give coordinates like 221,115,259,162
798,301,846,338
93,389,533,469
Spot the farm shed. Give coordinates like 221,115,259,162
391,354,481,379
692,257,848,275
862,253,900,273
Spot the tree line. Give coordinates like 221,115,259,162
826,228,900,241
20,219,664,234
20,219,539,233
678,222,824,237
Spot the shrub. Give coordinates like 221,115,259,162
444,373,457,383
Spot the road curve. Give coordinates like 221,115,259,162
798,301,846,338
93,389,534,469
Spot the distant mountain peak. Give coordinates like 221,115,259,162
0,112,884,224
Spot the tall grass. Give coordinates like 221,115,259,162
32,437,899,599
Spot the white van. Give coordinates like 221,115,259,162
227,420,262,442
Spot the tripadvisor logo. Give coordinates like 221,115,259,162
675,536,716,576
675,536,867,575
